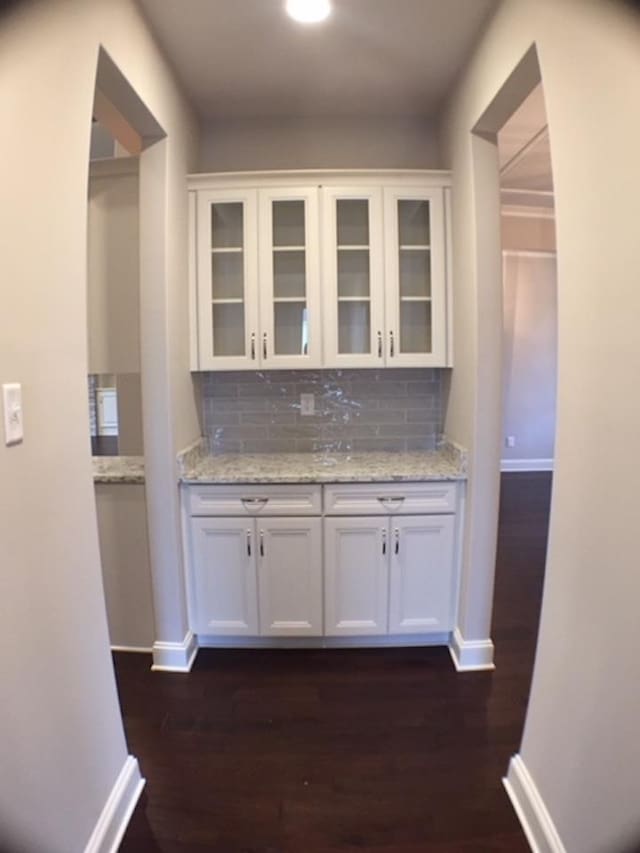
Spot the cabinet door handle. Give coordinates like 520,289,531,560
259,530,265,557
389,330,395,358
251,333,256,360
381,528,387,555
394,528,400,555
247,529,252,557
263,333,268,360
377,330,383,358
241,497,269,506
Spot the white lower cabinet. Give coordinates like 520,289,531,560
190,517,259,636
186,481,459,644
189,513,322,637
257,517,322,636
388,515,455,634
324,514,456,637
324,517,389,636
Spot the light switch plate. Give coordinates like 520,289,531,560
3,383,24,446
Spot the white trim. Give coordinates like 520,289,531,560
110,645,153,654
84,756,144,853
197,632,451,649
501,458,554,472
188,168,452,191
501,204,555,220
448,626,495,671
151,630,198,672
502,249,556,259
89,156,139,179
504,754,567,853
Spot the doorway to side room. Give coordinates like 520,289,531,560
86,48,167,661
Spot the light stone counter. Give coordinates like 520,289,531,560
92,456,145,484
179,443,467,485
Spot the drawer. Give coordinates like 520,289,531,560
186,484,322,516
323,482,456,515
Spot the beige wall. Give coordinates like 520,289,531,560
95,482,155,648
502,252,556,462
199,115,442,172
87,159,140,375
0,1,198,850
440,0,640,850
501,212,556,252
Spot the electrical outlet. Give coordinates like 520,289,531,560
300,393,315,416
506,435,516,448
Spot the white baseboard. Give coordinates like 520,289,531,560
448,626,495,671
501,458,554,472
151,630,198,672
504,754,566,853
110,645,153,654
84,755,144,853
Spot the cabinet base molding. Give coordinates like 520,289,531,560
197,632,451,650
151,631,197,672
503,754,567,853
83,755,144,853
448,627,495,671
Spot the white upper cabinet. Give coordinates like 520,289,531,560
258,187,322,369
383,187,447,367
196,188,259,370
189,172,452,371
321,187,385,368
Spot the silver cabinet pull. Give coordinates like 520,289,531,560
377,495,405,504
250,333,256,360
241,497,269,506
263,332,268,360
389,330,395,358
247,529,252,557
394,528,400,555
259,530,265,557
381,528,387,555
377,330,383,358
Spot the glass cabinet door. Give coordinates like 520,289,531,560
196,189,258,369
384,187,446,366
322,188,385,367
258,188,321,368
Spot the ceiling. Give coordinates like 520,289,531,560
498,82,554,211
136,0,497,119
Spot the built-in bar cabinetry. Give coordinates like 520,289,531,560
183,480,462,648
189,171,452,371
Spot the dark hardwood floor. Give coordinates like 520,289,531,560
116,472,552,853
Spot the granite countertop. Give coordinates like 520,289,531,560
92,456,145,484
179,446,467,485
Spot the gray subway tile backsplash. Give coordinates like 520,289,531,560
201,369,444,454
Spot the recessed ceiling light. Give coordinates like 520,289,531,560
286,0,332,24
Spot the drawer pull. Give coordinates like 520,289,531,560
247,529,252,557
382,528,387,555
260,530,265,557
394,528,400,555
377,495,405,503
241,497,269,506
